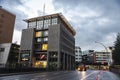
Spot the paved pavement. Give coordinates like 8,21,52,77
0,70,120,80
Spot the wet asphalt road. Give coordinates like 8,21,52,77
0,70,120,80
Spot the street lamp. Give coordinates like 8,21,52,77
95,41,108,52
95,41,110,66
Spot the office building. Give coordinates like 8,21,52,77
95,51,111,65
0,6,15,43
19,13,76,70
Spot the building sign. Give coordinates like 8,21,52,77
20,51,30,61
36,54,47,61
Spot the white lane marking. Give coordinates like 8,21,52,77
80,71,98,80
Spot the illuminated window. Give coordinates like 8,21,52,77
42,44,48,51
43,30,48,36
35,31,42,37
43,37,48,42
37,38,42,42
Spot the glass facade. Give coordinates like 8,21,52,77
44,19,51,29
32,18,57,68
37,20,43,29
52,18,58,25
28,17,58,29
28,21,36,28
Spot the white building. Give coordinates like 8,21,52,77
95,47,113,65
0,43,20,68
75,46,82,62
0,43,11,67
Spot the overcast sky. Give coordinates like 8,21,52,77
0,0,120,51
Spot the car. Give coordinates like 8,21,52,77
77,64,86,71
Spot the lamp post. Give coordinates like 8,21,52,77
95,41,110,67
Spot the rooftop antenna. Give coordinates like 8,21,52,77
43,3,45,16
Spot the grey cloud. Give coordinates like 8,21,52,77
13,0,120,51
52,0,120,50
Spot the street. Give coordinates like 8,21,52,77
0,70,120,80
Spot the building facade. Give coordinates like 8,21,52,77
95,51,111,65
75,46,82,63
19,13,76,70
0,7,17,68
0,6,15,43
0,43,20,68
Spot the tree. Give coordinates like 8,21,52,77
112,33,120,65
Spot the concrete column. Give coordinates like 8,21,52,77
63,52,65,70
70,55,71,70
58,51,60,70
29,50,32,67
47,51,49,70
67,54,69,70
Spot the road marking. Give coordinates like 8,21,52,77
80,71,97,80
95,71,102,80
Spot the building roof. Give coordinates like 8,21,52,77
24,13,76,36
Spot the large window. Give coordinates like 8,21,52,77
35,61,47,68
21,53,30,61
52,18,58,25
37,20,43,29
44,19,51,29
35,31,42,37
43,37,48,42
0,48,5,52
28,21,36,28
36,38,42,42
42,44,48,51
43,30,48,36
